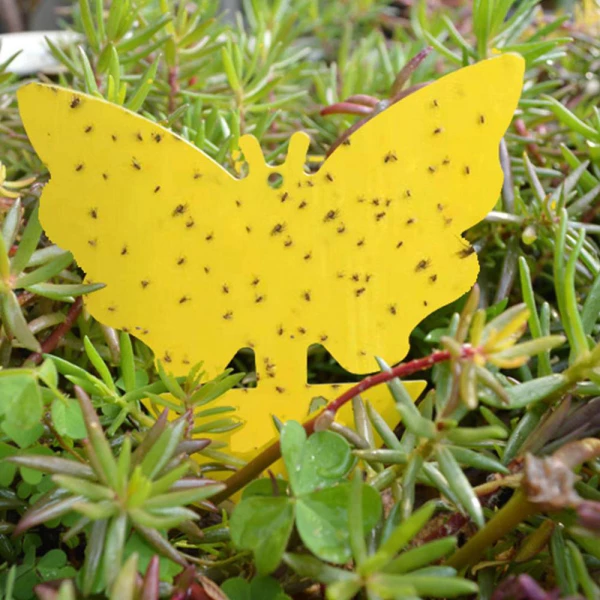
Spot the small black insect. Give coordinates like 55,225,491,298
384,151,398,163
75,163,84,172
324,209,338,222
70,97,80,109
271,223,285,236
457,246,475,258
172,204,187,216
89,208,98,219
415,259,430,272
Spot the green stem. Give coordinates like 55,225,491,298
446,490,537,571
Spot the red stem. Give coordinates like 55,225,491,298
26,297,83,365
213,348,467,503
320,102,374,116
344,94,380,107
168,66,180,114
514,118,545,166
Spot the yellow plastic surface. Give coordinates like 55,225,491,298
18,54,523,461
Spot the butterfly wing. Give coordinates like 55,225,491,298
18,83,243,375
296,53,524,375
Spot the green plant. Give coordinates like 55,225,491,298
6,387,223,594
0,0,600,598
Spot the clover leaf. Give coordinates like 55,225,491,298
230,421,382,574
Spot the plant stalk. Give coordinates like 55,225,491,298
213,348,469,503
446,490,537,571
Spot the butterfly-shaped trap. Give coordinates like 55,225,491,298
18,53,524,462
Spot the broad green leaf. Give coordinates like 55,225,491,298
221,576,292,600
296,483,381,564
230,496,295,575
1,421,44,450
241,477,289,499
295,430,355,495
51,397,87,439
4,376,43,431
280,420,306,495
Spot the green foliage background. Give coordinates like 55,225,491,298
0,0,600,598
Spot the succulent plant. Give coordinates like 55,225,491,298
5,387,223,594
1,0,600,597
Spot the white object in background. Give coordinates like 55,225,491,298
0,30,81,75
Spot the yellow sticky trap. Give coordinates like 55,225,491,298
17,54,524,462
